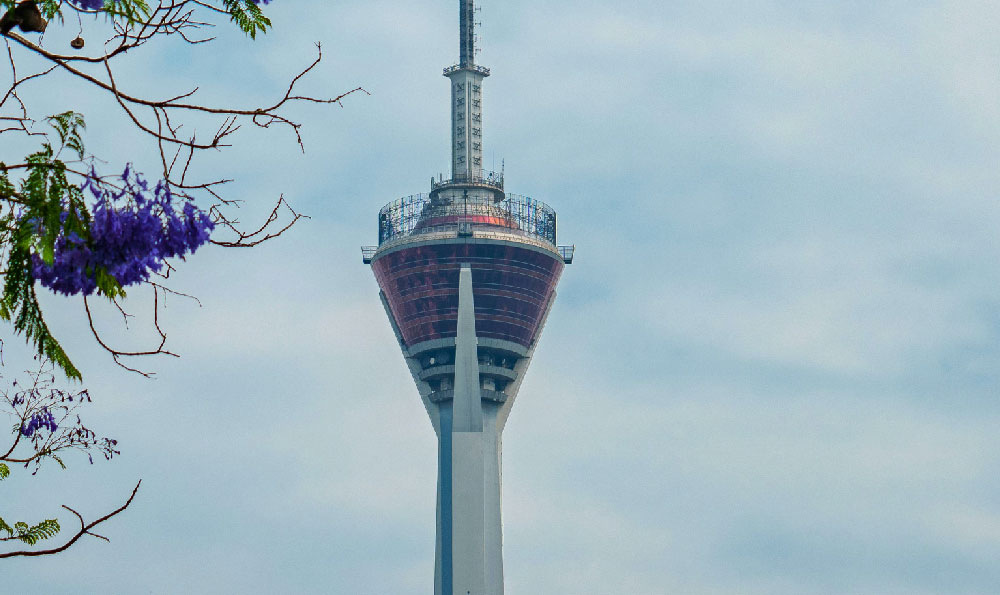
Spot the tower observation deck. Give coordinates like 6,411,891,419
361,2,573,593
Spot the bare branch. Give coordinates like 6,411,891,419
0,481,141,558
211,195,309,248
84,293,179,378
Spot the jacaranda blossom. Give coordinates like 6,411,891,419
67,0,105,9
21,407,57,437
30,166,215,296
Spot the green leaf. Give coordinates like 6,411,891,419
46,112,87,160
0,516,12,538
94,266,126,300
14,518,60,545
0,139,106,380
100,0,151,24
0,1,70,22
0,244,82,380
0,463,9,480
0,166,15,202
0,513,60,545
36,0,63,20
223,0,272,39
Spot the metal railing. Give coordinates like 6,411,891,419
431,169,504,191
443,64,491,77
377,192,558,247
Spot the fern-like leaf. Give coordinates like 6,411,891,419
0,166,14,202
93,265,126,300
0,244,81,380
223,0,271,39
0,517,13,538
46,112,87,160
35,0,63,20
101,0,151,24
1,146,97,381
13,519,60,545
1,1,78,22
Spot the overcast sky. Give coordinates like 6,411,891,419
3,0,1000,593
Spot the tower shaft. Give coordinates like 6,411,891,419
433,266,503,594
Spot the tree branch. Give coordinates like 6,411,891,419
0,480,141,558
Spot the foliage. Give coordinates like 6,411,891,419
0,366,120,549
0,516,61,546
0,236,83,381
224,0,272,39
1,0,358,558
0,114,107,380
2,367,120,474
0,0,270,35
0,0,353,381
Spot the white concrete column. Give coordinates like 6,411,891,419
434,265,506,595
453,265,483,433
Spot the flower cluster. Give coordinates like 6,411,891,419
67,0,105,9
4,370,120,473
31,166,215,296
62,0,275,12
66,1,273,9
20,407,58,437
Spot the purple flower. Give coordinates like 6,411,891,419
67,0,105,9
68,1,273,11
30,167,215,296
21,408,58,437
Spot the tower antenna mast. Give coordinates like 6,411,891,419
445,0,490,182
460,0,476,67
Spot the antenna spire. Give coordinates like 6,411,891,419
460,0,475,66
445,0,489,180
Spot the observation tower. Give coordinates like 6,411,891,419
361,2,573,593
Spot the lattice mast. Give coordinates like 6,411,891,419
460,0,476,66
447,0,488,179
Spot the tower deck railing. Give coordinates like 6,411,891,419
377,192,557,247
443,64,491,77
431,169,504,192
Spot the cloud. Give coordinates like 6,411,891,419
3,0,1000,593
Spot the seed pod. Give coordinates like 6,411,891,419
71,36,85,49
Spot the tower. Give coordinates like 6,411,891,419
361,3,573,593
